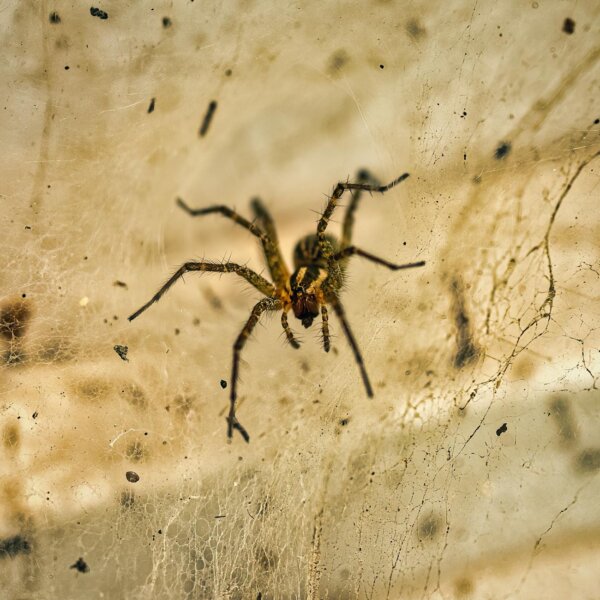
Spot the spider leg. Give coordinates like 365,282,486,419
329,297,373,398
250,197,291,288
341,169,380,249
128,262,275,322
316,172,410,246
332,246,425,271
177,198,289,290
321,305,330,353
280,311,301,349
229,297,283,441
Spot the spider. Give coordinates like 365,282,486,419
128,169,425,442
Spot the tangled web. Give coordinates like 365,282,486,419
1,1,599,598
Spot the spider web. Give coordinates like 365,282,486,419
1,1,599,598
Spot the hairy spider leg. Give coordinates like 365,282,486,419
280,311,301,349
229,297,283,441
341,169,381,249
251,197,291,286
176,198,289,290
127,262,274,322
329,297,373,397
316,172,410,248
320,305,330,352
332,246,426,271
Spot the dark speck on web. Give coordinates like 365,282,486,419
114,345,129,362
494,141,511,160
70,557,90,573
49,11,61,24
562,18,575,34
126,471,140,483
496,423,508,436
90,7,108,20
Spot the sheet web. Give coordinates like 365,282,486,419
1,0,599,598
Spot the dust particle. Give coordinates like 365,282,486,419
113,280,128,288
147,98,155,114
494,141,512,160
496,422,507,436
90,7,108,19
49,11,61,24
162,16,172,28
114,345,129,362
562,18,575,34
220,379,227,389
70,557,90,573
126,471,140,483
199,100,218,137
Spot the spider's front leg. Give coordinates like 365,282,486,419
316,172,410,247
321,305,330,353
229,297,283,442
280,311,301,349
128,261,275,321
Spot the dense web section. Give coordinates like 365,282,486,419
1,1,599,598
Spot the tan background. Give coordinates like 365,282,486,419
1,1,599,598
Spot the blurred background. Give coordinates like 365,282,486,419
1,1,599,598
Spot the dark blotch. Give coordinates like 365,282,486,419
162,16,172,28
494,141,512,160
126,471,140,483
496,422,507,436
339,418,349,426
220,379,227,389
327,49,349,75
49,11,61,24
199,100,218,137
0,300,32,340
3,424,19,449
90,7,108,20
0,535,31,559
562,18,575,34
147,98,155,114
450,278,480,369
126,441,145,462
121,490,135,508
418,514,440,541
575,448,600,473
406,18,426,40
70,557,90,573
548,396,577,446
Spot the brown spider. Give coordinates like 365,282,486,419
128,169,425,442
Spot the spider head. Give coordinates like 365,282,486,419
290,266,326,328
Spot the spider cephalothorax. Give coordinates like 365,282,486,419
129,169,425,442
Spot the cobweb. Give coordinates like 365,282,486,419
1,1,599,598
